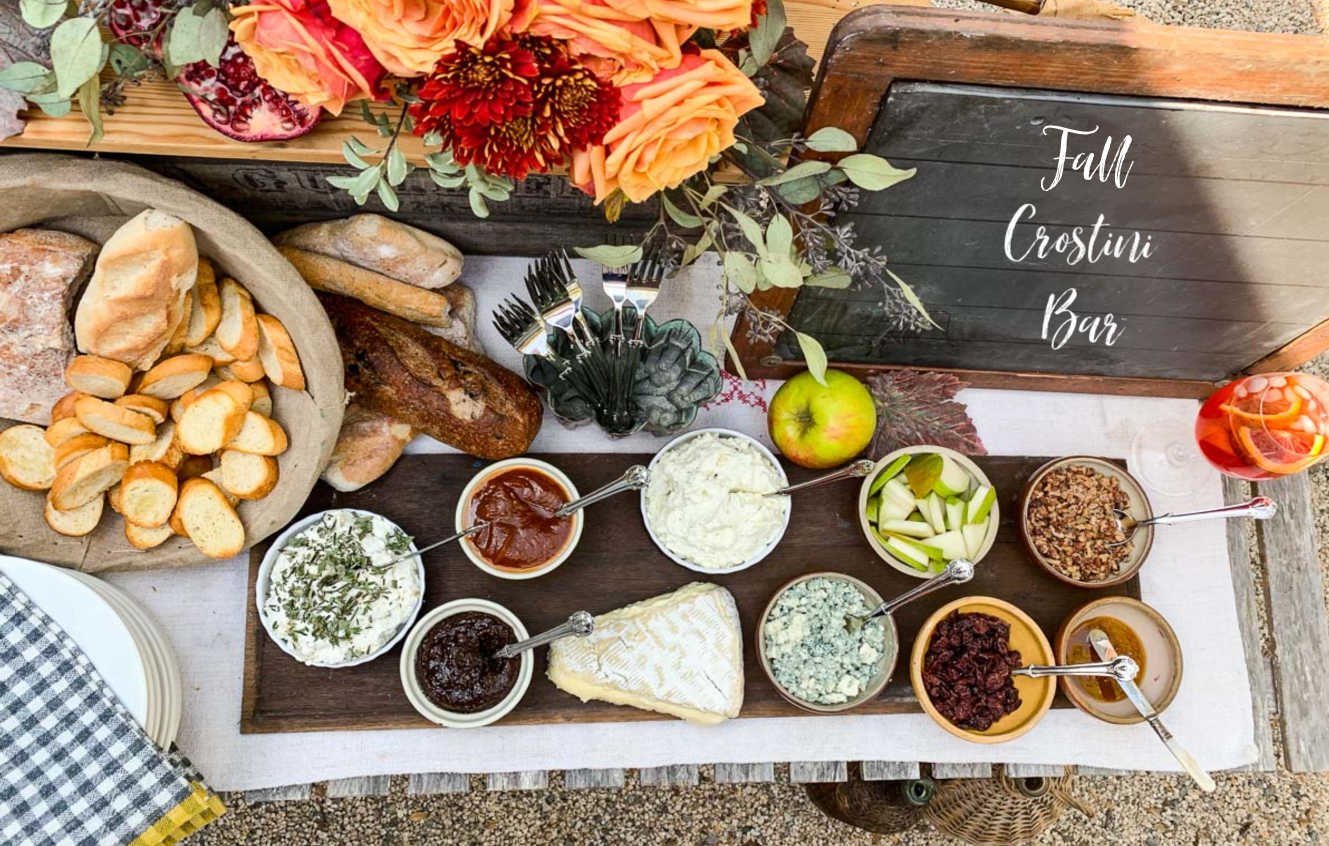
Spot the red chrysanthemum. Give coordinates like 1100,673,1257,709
411,34,620,179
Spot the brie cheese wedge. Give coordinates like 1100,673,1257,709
547,582,745,725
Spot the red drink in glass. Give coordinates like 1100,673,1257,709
1195,372,1329,480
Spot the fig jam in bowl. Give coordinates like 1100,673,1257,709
455,458,583,580
399,598,533,728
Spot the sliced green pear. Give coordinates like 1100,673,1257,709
884,536,931,571
962,522,988,558
883,478,916,509
868,454,912,496
880,518,935,538
931,529,968,561
878,493,915,523
927,493,947,533
904,453,943,498
933,455,972,497
865,494,881,524
965,485,996,524
944,497,965,532
891,534,946,560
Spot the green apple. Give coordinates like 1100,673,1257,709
768,369,877,469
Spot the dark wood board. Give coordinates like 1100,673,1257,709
241,453,1139,734
730,7,1329,397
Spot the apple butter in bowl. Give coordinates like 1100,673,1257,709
455,458,583,579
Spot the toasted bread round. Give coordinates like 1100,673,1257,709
138,353,213,400
213,379,253,410
170,374,222,423
248,381,273,417
125,519,175,550
201,468,241,506
177,388,246,455
255,314,305,391
216,278,259,360
185,335,236,366
186,271,222,347
74,395,155,446
50,392,83,424
225,411,288,456
114,393,169,424
44,416,90,448
54,433,111,470
44,491,104,537
0,424,56,490
129,420,184,470
107,483,123,514
120,460,179,528
177,454,214,481
66,355,133,399
177,477,245,558
219,450,279,500
216,356,266,383
49,442,129,510
162,292,194,356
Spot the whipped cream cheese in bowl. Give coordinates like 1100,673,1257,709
642,428,790,573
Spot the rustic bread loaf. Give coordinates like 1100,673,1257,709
321,403,413,492
320,293,541,460
0,228,98,423
274,214,463,289
74,209,198,370
279,246,455,326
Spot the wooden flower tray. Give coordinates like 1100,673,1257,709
241,451,1138,734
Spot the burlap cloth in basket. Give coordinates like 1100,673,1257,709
0,153,343,572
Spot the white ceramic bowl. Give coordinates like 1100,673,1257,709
454,458,583,580
256,509,425,669
857,445,999,579
399,598,533,728
640,427,791,575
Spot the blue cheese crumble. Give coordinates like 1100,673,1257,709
763,577,888,704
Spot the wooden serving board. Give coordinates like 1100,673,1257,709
241,453,1139,733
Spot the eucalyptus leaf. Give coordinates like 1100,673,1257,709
341,140,370,170
20,0,65,30
726,206,767,257
197,7,227,66
386,146,409,186
28,90,71,117
795,331,829,386
756,159,829,187
166,6,206,66
764,214,794,257
326,174,361,190
775,176,821,205
346,135,372,155
108,44,150,77
468,188,489,218
749,0,785,67
348,164,381,197
422,129,443,146
803,126,857,153
758,255,802,288
425,151,458,173
359,100,375,126
75,75,101,144
661,193,702,229
723,251,757,294
837,154,916,191
376,179,399,212
804,267,852,289
50,16,103,98
0,62,53,94
699,185,726,209
886,268,941,329
682,226,715,266
375,112,391,137
429,171,465,189
574,244,642,267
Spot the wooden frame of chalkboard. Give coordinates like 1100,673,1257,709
729,7,1329,397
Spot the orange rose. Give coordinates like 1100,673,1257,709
571,49,763,204
231,0,386,115
511,0,690,85
326,0,514,77
603,0,751,32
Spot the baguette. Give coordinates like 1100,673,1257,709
74,395,156,446
185,261,221,346
321,404,412,492
120,460,179,528
125,519,174,550
138,353,213,399
273,214,463,289
44,416,90,447
0,424,56,490
216,278,259,360
320,293,540,459
49,442,129,510
115,394,169,424
65,355,133,399
162,291,193,355
50,392,82,423
248,381,272,417
216,356,266,383
129,421,184,471
44,491,104,537
177,454,214,480
176,387,246,454
254,314,305,391
217,450,278,499
54,433,110,470
176,477,245,558
281,247,455,327
225,410,288,456
185,335,236,366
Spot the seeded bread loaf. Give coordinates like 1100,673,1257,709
319,293,540,460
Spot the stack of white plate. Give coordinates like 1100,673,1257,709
0,555,182,748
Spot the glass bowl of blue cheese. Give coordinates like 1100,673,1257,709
759,573,894,712
257,509,425,668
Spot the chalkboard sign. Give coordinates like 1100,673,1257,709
731,8,1329,397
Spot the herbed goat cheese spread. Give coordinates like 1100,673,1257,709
264,510,421,666
644,433,788,569
763,577,887,704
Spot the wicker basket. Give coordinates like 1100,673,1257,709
923,766,1093,845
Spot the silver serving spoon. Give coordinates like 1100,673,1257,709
1011,656,1138,679
846,558,975,633
763,459,877,497
378,520,489,569
553,464,649,518
494,611,594,659
1107,496,1276,548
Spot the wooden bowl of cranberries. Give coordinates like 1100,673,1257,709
909,596,1056,744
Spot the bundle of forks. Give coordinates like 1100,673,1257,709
494,247,666,435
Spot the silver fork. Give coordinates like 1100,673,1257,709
625,242,666,347
493,296,595,399
548,250,598,351
525,258,582,352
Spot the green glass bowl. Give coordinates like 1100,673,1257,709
523,308,723,437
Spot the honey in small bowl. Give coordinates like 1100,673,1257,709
1066,616,1146,702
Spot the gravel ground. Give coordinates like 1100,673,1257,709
192,2,1329,843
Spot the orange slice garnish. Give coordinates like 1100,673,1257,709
1222,393,1303,427
1235,426,1325,475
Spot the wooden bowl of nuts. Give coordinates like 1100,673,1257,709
1017,457,1154,588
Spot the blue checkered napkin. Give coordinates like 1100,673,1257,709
0,571,218,846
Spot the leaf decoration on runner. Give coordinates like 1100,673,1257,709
867,370,986,457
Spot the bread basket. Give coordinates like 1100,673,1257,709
0,154,343,571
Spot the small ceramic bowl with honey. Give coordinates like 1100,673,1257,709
1055,596,1183,724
